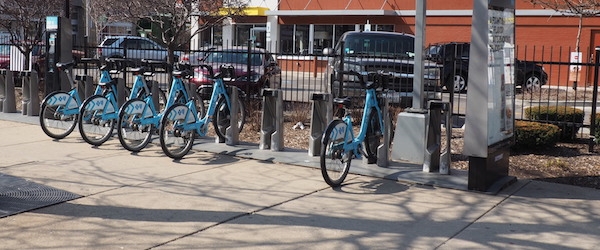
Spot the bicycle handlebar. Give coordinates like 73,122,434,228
339,70,389,89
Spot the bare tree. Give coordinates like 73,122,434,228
121,0,248,65
526,0,600,52
0,0,64,69
84,0,130,46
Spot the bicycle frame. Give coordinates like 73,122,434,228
339,86,385,159
46,65,102,116
171,76,231,136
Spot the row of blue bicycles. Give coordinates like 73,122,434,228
39,58,246,159
39,58,390,188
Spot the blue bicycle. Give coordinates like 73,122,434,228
320,70,389,187
116,63,201,152
39,60,102,139
158,65,246,159
77,59,130,146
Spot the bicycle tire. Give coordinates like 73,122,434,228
78,95,116,146
117,98,154,152
213,96,246,141
159,103,195,159
364,107,383,164
39,91,79,139
320,119,352,187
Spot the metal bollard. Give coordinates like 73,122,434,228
150,80,160,112
308,92,331,156
2,70,16,113
423,100,451,174
225,87,240,146
21,71,30,115
259,88,284,151
376,97,391,167
27,71,40,116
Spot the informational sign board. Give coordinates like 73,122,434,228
569,51,582,82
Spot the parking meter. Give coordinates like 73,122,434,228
44,16,72,95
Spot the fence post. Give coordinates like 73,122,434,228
589,47,600,152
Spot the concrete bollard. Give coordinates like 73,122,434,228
21,71,30,115
0,69,6,111
27,71,40,116
259,88,284,151
2,70,17,113
308,92,331,156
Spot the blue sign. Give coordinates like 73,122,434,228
46,16,58,30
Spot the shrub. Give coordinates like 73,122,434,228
591,113,600,144
524,105,584,141
512,120,560,149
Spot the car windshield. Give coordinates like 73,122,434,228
101,38,119,46
204,50,263,66
342,33,415,59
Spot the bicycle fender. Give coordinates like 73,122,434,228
85,96,113,112
322,120,348,144
167,105,194,122
45,92,72,107
123,99,150,116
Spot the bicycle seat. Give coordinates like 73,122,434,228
56,61,75,70
333,97,353,109
131,66,146,75
173,70,191,78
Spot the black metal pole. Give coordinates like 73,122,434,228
588,47,600,152
64,0,70,18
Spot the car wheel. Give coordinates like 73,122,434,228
447,73,467,93
523,73,542,91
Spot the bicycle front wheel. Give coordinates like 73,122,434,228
78,95,116,146
213,96,246,140
320,120,352,187
117,98,154,152
39,91,79,139
159,103,196,159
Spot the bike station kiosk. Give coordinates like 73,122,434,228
463,0,516,192
392,0,516,192
45,16,73,95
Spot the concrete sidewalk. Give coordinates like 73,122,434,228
1,112,600,249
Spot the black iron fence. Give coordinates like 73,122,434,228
2,41,600,147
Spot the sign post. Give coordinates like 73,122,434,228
463,0,517,192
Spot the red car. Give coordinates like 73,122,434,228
0,45,10,69
191,46,281,97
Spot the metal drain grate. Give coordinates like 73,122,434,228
0,173,81,218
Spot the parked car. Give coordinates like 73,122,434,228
323,31,440,107
425,42,548,92
179,46,215,65
0,45,9,69
190,46,281,97
97,36,180,65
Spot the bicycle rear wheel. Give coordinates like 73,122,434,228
320,120,352,187
213,96,246,140
39,91,79,139
364,107,383,164
159,103,195,159
117,98,154,152
78,95,116,146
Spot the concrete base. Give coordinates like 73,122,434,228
391,111,427,164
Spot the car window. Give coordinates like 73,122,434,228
101,38,118,46
342,33,415,59
0,45,8,55
205,51,264,66
139,39,156,50
124,39,140,49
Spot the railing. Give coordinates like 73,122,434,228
2,42,600,148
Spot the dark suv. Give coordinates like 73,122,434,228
324,31,440,107
426,42,548,92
